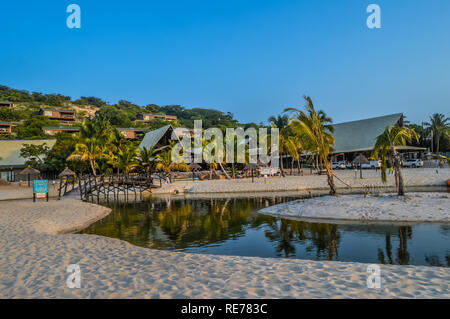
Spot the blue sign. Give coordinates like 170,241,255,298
33,180,49,194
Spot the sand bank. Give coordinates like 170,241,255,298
0,199,448,298
150,168,450,195
259,192,450,223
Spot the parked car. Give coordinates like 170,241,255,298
402,159,424,168
332,161,347,170
360,160,381,169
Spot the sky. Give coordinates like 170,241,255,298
1,0,449,125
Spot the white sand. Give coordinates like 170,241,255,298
151,168,450,194
259,192,450,223
0,199,449,298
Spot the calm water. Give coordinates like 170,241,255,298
81,194,450,267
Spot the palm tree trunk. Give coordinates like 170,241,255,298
89,159,97,176
392,146,405,196
323,155,336,195
219,163,231,179
232,163,235,179
280,154,285,177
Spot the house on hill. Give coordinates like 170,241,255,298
0,101,14,108
39,108,76,124
137,113,177,122
0,122,15,137
42,126,80,136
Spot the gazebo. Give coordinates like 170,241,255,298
19,166,40,187
352,154,370,179
188,163,201,182
58,167,76,199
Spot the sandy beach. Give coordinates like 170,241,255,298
0,199,448,298
259,192,450,223
151,168,450,195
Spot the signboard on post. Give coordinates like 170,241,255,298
33,180,49,202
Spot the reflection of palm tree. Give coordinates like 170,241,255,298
378,233,393,264
397,226,411,265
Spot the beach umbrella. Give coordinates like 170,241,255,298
352,154,369,179
19,166,40,187
189,163,201,182
243,163,259,183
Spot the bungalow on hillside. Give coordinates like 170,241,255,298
0,139,57,181
39,108,76,124
117,128,146,140
137,113,177,122
0,122,15,137
0,101,14,108
42,126,80,136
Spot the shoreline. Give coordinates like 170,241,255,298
0,198,449,298
149,168,450,195
259,192,450,224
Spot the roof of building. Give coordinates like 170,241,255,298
117,127,146,131
0,139,57,169
332,113,403,153
42,126,80,130
139,125,178,151
40,108,75,113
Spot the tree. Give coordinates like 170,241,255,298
268,115,290,177
71,118,113,175
424,113,449,153
373,125,419,196
20,143,51,169
285,96,336,195
117,144,138,174
138,146,157,178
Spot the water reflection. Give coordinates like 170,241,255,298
81,195,450,267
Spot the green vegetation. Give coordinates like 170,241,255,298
373,125,419,196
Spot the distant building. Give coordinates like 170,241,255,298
173,127,193,139
0,139,57,181
0,101,14,108
117,128,146,140
39,109,76,124
137,113,177,122
42,126,80,136
332,113,426,160
0,122,14,136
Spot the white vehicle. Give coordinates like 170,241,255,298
332,161,346,170
402,159,424,168
360,160,381,169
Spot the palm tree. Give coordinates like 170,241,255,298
138,146,156,178
373,125,419,196
71,118,113,175
285,96,336,195
269,115,290,177
424,113,450,153
117,144,138,174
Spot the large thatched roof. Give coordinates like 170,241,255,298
19,166,40,175
333,113,403,153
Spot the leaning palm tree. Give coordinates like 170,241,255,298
372,125,419,196
424,113,450,153
285,96,336,195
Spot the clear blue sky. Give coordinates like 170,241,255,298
1,0,449,125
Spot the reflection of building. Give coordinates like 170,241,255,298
117,128,146,140
0,101,14,108
0,139,56,181
137,113,177,122
0,122,15,136
39,109,76,124
42,126,80,136
332,113,426,161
